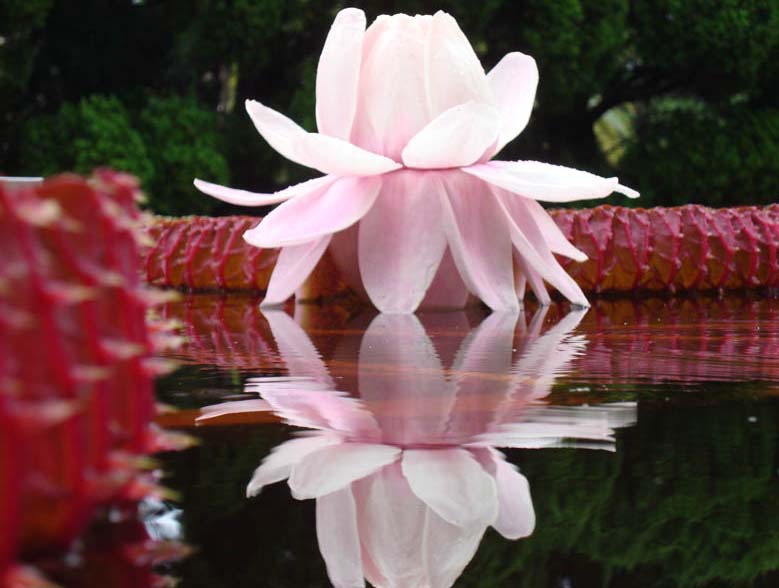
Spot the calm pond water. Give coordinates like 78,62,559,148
152,294,779,588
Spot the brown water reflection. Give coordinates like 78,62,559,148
158,294,779,420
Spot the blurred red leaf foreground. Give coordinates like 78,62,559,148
0,171,187,588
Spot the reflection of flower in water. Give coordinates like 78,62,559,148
200,310,635,587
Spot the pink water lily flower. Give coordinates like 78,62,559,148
194,8,638,313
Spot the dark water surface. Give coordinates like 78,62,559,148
152,294,779,588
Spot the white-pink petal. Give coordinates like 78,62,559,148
487,52,539,154
289,443,400,499
401,448,498,528
358,171,447,313
401,102,500,169
523,198,587,261
316,486,365,588
514,250,551,305
246,434,340,497
425,11,492,115
464,160,639,203
244,175,381,248
193,174,335,207
262,235,331,306
436,173,519,312
316,8,366,141
350,14,432,160
497,192,590,306
245,100,400,176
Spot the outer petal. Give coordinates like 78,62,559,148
246,434,340,497
289,443,400,499
316,8,366,140
262,235,331,306
514,250,551,305
193,175,335,207
425,11,492,115
435,172,519,312
316,486,365,588
523,198,587,261
244,175,381,248
358,171,447,313
487,52,538,154
401,448,498,528
245,100,400,176
497,192,589,306
401,102,500,169
463,160,639,202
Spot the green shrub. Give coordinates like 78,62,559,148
21,94,153,188
632,0,779,100
20,93,231,215
137,95,230,216
618,101,779,207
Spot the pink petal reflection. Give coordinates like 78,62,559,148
195,399,271,424
219,308,637,588
316,486,365,588
357,314,450,446
247,433,339,497
472,447,535,540
353,462,426,587
401,448,497,528
289,443,400,499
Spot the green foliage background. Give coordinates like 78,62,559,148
2,0,779,214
